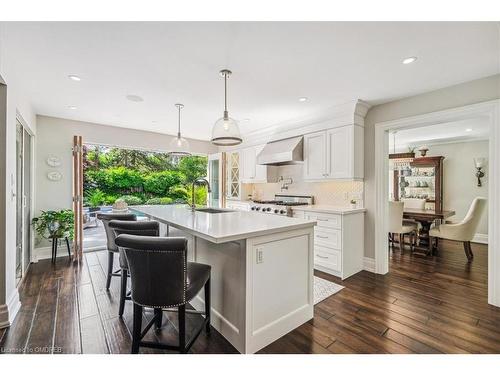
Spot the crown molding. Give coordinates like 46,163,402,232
226,99,370,150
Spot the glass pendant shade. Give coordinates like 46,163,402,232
168,134,191,156
211,69,242,146
211,112,242,146
168,103,191,156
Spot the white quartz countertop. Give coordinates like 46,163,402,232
132,205,316,244
292,205,367,215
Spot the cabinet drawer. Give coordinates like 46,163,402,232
314,246,341,272
314,228,341,249
306,213,341,229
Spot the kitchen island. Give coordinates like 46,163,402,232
132,205,316,354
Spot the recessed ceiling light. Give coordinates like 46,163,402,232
68,75,81,81
402,56,417,65
298,97,308,102
126,94,144,102
68,105,77,110
466,128,473,132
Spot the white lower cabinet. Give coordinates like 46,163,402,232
296,209,364,279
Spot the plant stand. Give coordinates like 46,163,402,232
51,236,72,263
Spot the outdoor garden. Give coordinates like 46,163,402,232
83,145,209,209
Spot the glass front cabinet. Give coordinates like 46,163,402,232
393,156,444,211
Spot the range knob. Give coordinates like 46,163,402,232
279,210,286,215
274,209,279,214
256,207,261,211
251,206,256,211
265,207,272,212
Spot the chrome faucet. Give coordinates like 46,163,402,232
191,178,211,211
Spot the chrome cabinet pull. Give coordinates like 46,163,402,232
316,235,329,239
316,254,329,259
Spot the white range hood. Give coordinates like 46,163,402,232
256,136,303,166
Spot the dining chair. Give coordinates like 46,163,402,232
97,212,137,290
401,198,426,226
115,234,211,354
109,220,160,317
429,197,487,261
388,201,417,253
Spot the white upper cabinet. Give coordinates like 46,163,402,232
303,131,327,180
304,125,363,180
240,145,278,183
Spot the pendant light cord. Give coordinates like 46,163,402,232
178,105,181,137
223,71,229,119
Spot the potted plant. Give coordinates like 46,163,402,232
85,189,105,212
32,209,75,240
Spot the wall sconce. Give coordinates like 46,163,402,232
474,157,486,187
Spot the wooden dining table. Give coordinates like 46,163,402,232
403,208,456,255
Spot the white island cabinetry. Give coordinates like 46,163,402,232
133,205,315,354
293,206,365,279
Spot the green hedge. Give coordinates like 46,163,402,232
145,197,173,205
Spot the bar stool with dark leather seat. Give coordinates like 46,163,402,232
108,220,160,317
115,234,211,354
97,212,137,290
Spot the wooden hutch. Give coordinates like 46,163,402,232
393,156,444,212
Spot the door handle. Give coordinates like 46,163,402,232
316,254,329,259
316,235,329,239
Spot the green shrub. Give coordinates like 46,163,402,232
143,171,183,196
145,197,173,205
169,186,189,201
104,194,119,205
186,186,208,206
105,167,144,192
85,189,105,207
119,195,143,205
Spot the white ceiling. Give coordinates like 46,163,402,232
1,22,499,141
389,117,491,151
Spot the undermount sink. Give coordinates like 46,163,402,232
195,208,234,214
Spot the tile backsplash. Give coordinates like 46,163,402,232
246,164,364,206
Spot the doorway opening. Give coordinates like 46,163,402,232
80,143,208,252
374,100,500,307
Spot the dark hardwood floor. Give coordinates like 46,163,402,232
2,239,500,354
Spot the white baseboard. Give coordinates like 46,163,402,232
0,289,21,329
363,257,375,273
472,233,488,244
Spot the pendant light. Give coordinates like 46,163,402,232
211,69,242,146
168,103,191,156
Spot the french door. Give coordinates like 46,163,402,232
15,119,33,284
72,135,84,260
207,152,225,208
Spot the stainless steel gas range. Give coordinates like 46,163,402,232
250,194,314,216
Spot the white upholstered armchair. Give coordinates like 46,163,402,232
428,197,487,261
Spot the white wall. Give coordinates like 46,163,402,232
0,24,37,326
364,74,500,259
35,115,217,235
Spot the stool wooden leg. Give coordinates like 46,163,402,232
399,233,404,253
118,269,127,317
106,252,114,290
131,303,142,354
205,277,211,335
178,304,186,353
154,308,162,330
